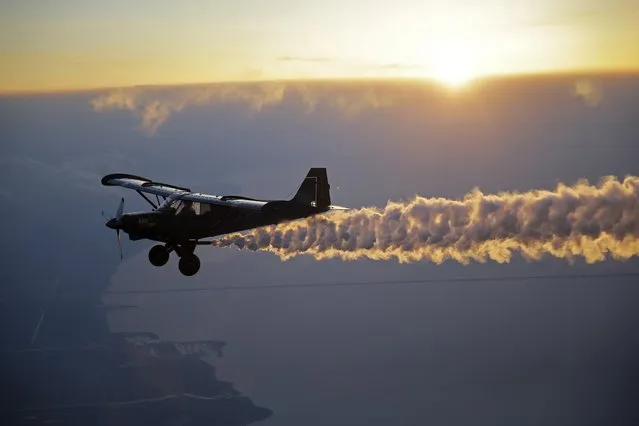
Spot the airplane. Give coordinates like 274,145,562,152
101,168,347,276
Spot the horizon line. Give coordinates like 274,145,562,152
2,69,639,97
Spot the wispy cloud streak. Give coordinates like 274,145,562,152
277,56,332,62
91,81,406,134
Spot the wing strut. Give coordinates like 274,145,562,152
136,190,159,209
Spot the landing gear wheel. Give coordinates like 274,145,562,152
148,245,169,267
178,254,200,276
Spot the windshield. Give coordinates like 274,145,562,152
169,200,206,216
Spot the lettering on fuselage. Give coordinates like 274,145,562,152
136,216,156,228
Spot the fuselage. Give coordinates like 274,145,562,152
108,199,327,244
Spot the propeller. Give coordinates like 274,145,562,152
105,198,125,260
116,227,122,260
116,197,124,221
115,197,124,260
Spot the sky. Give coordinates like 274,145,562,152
1,2,639,424
2,0,639,92
2,75,639,425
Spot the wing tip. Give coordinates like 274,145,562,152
101,173,151,186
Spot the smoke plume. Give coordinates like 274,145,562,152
213,176,639,264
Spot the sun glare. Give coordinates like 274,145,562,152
429,40,479,88
433,61,474,87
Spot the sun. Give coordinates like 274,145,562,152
429,40,479,88
432,57,475,87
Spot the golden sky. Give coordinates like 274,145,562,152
1,0,638,92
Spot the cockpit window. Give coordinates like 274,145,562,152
161,198,213,216
171,200,204,216
169,200,183,213
200,203,211,215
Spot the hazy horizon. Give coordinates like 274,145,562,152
1,71,638,96
3,0,639,92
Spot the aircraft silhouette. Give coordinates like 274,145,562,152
102,168,346,276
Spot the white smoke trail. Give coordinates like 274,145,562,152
213,176,639,264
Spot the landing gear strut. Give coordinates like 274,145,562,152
147,243,201,276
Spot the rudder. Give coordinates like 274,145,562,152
292,168,331,209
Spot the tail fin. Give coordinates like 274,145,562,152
292,168,331,209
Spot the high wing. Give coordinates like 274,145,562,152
101,173,191,198
179,192,266,210
101,173,266,210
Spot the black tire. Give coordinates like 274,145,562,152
148,245,169,267
178,254,200,276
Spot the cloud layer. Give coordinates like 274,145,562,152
91,81,408,134
213,176,639,264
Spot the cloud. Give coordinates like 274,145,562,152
90,77,619,135
91,81,407,134
213,176,639,265
277,56,332,62
573,78,603,107
377,63,421,70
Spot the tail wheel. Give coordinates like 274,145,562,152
178,254,200,276
148,245,169,267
